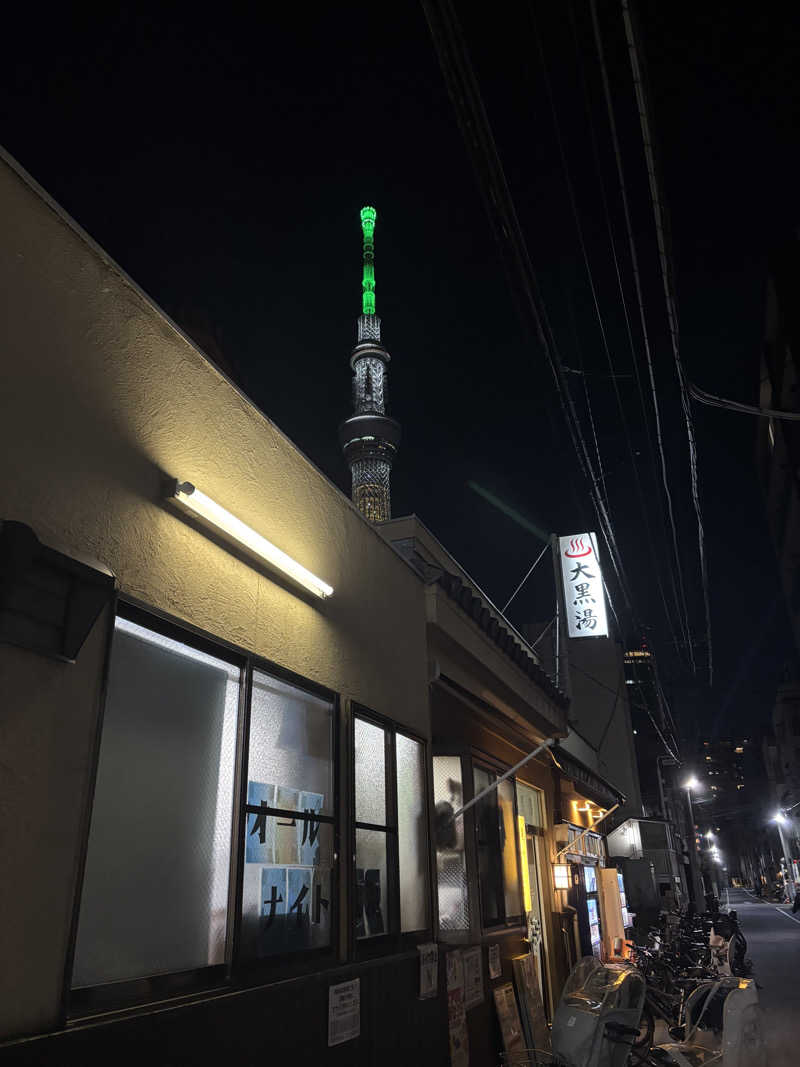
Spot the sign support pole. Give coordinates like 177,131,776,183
551,534,572,700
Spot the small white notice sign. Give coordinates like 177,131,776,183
462,946,484,1009
418,942,438,999
488,943,502,979
328,978,360,1046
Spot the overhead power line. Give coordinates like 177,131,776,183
532,0,691,671
421,0,634,631
690,381,800,420
581,0,695,672
620,0,713,685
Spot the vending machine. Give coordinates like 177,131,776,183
617,869,631,929
584,866,603,958
598,867,631,959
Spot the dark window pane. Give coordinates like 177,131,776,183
498,778,522,919
474,766,503,926
355,828,389,938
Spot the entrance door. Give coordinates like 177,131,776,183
525,830,550,1018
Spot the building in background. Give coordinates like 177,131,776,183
756,231,800,899
757,231,800,661
605,646,697,916
763,682,800,897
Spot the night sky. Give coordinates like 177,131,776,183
3,2,798,746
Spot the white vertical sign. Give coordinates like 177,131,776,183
558,533,608,638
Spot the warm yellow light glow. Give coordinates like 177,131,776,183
172,481,334,599
518,816,532,913
553,863,570,890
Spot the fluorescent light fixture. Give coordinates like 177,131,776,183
172,481,333,599
553,864,570,890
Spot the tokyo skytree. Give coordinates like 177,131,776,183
338,206,401,522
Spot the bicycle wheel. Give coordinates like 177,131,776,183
728,932,748,977
632,1004,655,1051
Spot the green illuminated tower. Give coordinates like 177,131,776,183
339,207,401,522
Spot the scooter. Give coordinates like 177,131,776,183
644,977,764,1067
502,957,646,1067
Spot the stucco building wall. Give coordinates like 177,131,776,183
0,149,428,1043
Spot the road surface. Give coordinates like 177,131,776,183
727,886,800,1065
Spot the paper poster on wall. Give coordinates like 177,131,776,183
246,781,276,863
488,943,502,979
258,866,315,955
462,946,484,1009
512,953,551,1053
418,942,438,999
446,949,464,991
298,790,324,865
328,978,360,1046
446,950,469,1067
493,982,526,1060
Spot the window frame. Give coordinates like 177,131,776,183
232,660,341,978
349,704,432,959
471,758,526,932
67,596,341,1018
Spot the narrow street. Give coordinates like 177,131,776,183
727,887,800,1064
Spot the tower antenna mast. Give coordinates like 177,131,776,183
339,206,401,522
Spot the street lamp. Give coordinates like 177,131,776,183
771,810,795,902
682,776,705,903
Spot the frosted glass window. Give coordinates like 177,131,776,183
240,820,334,959
397,734,429,932
72,617,240,988
355,828,389,938
354,717,386,825
353,715,431,942
516,781,545,830
242,669,335,960
433,756,470,931
247,671,333,815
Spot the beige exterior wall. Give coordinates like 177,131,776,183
0,150,427,1039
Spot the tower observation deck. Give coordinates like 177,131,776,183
338,206,401,522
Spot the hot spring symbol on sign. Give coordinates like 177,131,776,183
558,534,609,639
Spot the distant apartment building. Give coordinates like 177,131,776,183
757,232,800,656
756,232,800,896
